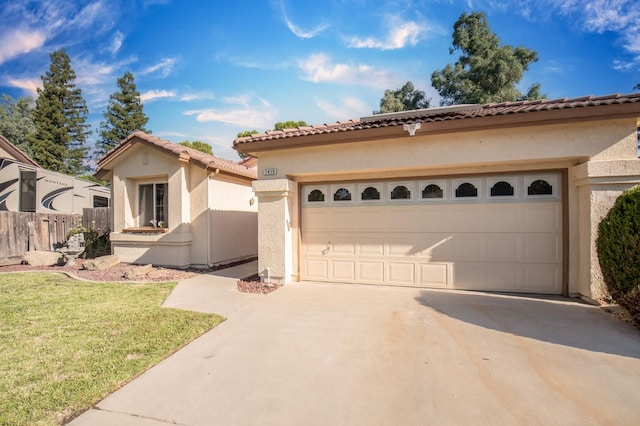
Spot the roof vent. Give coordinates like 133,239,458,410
360,104,482,123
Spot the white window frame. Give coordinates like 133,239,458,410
137,181,168,228
358,183,384,203
523,174,560,200
388,181,415,202
303,185,328,205
487,176,518,200
330,184,355,204
452,178,482,201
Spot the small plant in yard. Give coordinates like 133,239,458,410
596,184,640,325
67,226,111,258
0,273,223,425
237,274,281,294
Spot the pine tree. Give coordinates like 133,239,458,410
0,94,35,155
431,12,542,106
96,72,149,158
29,49,91,175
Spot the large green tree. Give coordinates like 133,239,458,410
29,49,91,175
431,12,542,106
179,140,213,155
96,72,149,158
0,94,35,155
374,81,430,114
274,120,307,130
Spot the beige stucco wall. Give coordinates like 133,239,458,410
252,118,640,298
207,176,258,265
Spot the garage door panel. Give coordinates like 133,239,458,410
449,235,486,261
358,261,385,283
304,259,329,280
486,204,521,232
331,261,356,281
453,262,487,288
387,262,416,285
524,204,561,232
523,265,562,293
486,236,522,262
418,263,449,287
486,264,521,290
523,235,561,263
415,233,453,259
358,239,385,256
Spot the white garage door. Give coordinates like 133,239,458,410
301,173,563,294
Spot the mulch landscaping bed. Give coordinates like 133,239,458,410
237,274,282,294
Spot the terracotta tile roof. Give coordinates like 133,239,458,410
0,134,39,166
234,92,640,149
97,131,256,180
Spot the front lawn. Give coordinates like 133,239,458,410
0,273,223,425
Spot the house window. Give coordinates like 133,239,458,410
19,170,36,212
333,188,352,201
93,196,109,207
390,185,411,200
308,189,325,202
528,179,553,195
139,183,168,228
455,182,478,198
490,181,514,197
361,186,380,200
422,184,443,199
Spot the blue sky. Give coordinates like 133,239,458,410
1,0,639,161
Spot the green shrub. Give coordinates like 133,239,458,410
67,226,111,259
596,185,640,324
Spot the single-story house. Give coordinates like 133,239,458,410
234,93,640,301
96,131,257,268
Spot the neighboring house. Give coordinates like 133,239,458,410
95,131,257,268
0,134,110,213
234,93,640,302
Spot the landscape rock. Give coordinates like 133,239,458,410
123,264,154,280
83,255,119,271
23,250,63,266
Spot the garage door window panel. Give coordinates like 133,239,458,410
308,189,325,202
390,183,413,200
422,184,443,199
361,186,381,201
528,179,553,195
334,188,352,201
455,182,479,198
490,181,514,197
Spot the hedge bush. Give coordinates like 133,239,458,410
596,185,640,324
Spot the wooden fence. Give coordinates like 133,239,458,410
0,207,112,261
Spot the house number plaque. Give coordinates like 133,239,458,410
263,168,278,176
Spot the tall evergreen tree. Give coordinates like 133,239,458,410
96,71,149,158
29,49,91,175
0,94,35,155
431,12,542,106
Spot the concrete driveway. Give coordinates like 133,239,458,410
70,282,640,426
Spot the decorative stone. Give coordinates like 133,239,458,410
82,255,119,271
23,250,63,266
123,264,154,280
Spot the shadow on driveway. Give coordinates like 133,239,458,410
415,289,640,359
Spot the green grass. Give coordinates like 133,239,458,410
0,273,224,425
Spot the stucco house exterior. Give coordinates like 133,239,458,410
96,131,257,268
234,93,640,301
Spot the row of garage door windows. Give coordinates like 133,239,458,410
307,179,554,203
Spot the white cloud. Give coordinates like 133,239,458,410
6,78,41,97
298,53,397,89
278,2,328,39
0,29,46,64
184,95,276,129
141,89,176,102
180,91,215,102
316,96,370,120
141,57,177,77
108,31,124,55
346,17,432,50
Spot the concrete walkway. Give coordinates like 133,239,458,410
69,280,640,426
161,260,261,317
